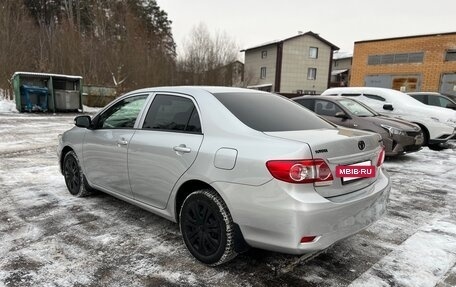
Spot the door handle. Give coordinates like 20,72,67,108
173,144,191,153
116,139,128,146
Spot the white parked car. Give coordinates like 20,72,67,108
322,87,456,149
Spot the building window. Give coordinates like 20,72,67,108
368,52,424,65
309,47,318,59
408,52,424,63
307,68,317,80
394,53,409,63
445,50,456,61
334,60,339,67
367,55,381,65
261,50,267,59
260,67,266,79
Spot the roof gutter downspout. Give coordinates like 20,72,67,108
274,42,283,93
327,48,335,88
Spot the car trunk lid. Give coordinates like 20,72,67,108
264,128,383,198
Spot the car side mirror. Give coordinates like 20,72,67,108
383,104,394,111
74,115,92,128
335,112,349,119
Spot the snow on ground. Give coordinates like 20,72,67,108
0,111,455,286
0,92,18,113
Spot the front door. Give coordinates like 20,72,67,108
83,94,148,197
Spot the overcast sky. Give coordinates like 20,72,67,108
156,0,455,58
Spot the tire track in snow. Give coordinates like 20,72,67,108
349,218,456,287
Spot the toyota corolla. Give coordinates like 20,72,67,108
58,86,391,265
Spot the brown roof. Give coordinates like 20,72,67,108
355,31,456,44
241,31,339,52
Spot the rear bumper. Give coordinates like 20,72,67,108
213,168,391,254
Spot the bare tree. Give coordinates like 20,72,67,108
178,23,240,86
241,68,257,88
0,0,176,95
0,1,38,94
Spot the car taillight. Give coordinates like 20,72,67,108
300,236,317,243
377,147,385,167
266,159,333,185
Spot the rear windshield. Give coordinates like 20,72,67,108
212,92,335,132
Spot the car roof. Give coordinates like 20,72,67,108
324,86,404,95
323,86,427,105
407,92,444,96
126,86,266,95
292,95,345,101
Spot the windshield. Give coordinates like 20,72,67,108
338,98,377,117
213,92,335,132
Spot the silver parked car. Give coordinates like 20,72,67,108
58,86,391,265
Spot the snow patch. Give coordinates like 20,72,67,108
132,259,198,285
349,219,456,287
0,90,18,113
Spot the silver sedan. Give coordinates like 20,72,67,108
58,86,391,265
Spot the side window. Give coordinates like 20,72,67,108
363,94,386,101
143,95,202,133
97,95,147,129
410,94,426,103
314,100,343,116
295,99,315,111
429,96,451,107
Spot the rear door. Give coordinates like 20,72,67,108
128,94,203,209
83,94,148,197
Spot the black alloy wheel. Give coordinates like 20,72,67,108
62,151,92,197
180,190,237,265
64,154,81,195
184,199,222,256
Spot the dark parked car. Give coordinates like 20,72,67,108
293,95,424,156
407,92,456,110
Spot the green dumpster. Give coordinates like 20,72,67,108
12,72,83,113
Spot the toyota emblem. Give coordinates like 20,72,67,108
358,141,366,150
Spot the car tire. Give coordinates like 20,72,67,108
63,151,93,197
428,143,447,151
179,189,237,266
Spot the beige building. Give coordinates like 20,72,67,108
242,31,339,96
331,51,352,87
